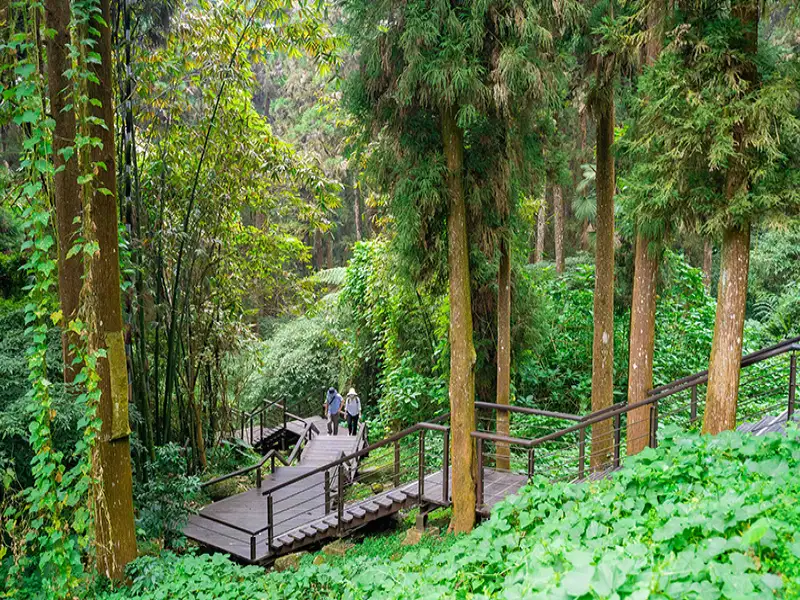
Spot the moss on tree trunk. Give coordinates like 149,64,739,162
87,0,138,577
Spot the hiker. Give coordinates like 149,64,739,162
345,387,362,436
324,387,342,435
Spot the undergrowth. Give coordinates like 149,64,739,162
98,428,800,599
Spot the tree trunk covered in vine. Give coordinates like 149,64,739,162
703,0,758,436
495,236,511,471
44,0,82,383
590,91,615,471
442,105,476,533
627,9,661,456
87,0,138,578
553,184,565,274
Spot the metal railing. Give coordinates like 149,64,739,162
259,415,450,556
472,337,800,512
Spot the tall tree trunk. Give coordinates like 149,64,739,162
326,233,334,268
703,0,757,436
495,237,511,471
44,0,82,383
702,238,713,292
535,179,546,263
553,184,565,274
581,219,589,252
626,5,661,456
627,235,658,455
353,178,363,242
87,0,138,577
703,226,750,433
590,91,616,471
313,229,324,270
442,105,476,533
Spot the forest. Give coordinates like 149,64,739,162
1,0,800,597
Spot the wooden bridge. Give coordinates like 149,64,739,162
185,337,799,564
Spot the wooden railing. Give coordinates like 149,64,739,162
472,336,800,512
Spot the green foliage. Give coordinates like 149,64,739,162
133,444,201,549
257,312,339,411
339,241,448,429
263,428,800,599
99,552,267,600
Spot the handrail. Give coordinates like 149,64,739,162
475,401,583,422
262,413,450,497
200,448,290,489
648,336,800,401
286,421,319,464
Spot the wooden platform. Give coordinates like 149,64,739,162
737,409,798,436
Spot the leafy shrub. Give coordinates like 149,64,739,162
134,444,201,548
100,552,267,600
265,427,800,599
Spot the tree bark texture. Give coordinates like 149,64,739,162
627,234,659,455
87,0,138,577
442,105,476,533
44,0,82,383
495,237,511,471
354,179,363,242
553,184,565,274
703,226,751,434
590,92,616,471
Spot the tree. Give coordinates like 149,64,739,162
44,0,82,384
627,3,663,456
86,0,137,577
630,0,800,435
588,0,618,469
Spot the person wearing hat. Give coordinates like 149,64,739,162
344,387,362,436
324,387,343,435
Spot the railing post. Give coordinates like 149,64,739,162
578,426,586,481
266,493,274,554
270,454,275,473
282,402,288,451
240,413,245,440
418,429,425,502
256,464,262,488
337,452,345,534
789,352,797,421
249,414,254,446
260,410,265,438
649,401,658,449
250,535,256,562
324,469,331,514
690,384,698,425
476,438,484,511
442,429,450,504
527,447,535,480
393,439,400,488
613,413,621,469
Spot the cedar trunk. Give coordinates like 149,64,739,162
703,0,758,435
534,184,546,263
87,0,138,577
553,184,565,274
442,106,476,533
44,0,82,383
590,93,615,471
495,237,511,471
703,226,751,434
626,233,658,455
627,8,661,456
702,238,713,292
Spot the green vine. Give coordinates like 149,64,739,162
1,0,107,596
